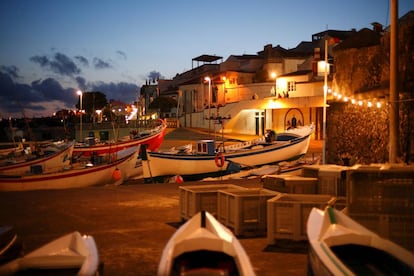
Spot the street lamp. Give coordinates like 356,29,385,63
271,72,277,96
204,76,211,136
77,90,83,142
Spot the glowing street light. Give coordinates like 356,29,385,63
76,90,83,141
204,76,211,136
271,72,277,96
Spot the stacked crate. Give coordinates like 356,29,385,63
347,164,414,252
261,174,317,194
217,188,279,236
267,194,336,244
179,184,247,220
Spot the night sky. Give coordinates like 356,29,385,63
1,0,413,117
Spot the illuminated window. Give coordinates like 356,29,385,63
287,81,296,92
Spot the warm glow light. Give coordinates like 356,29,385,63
337,94,342,100
351,99,356,104
376,102,382,108
343,96,348,102
358,100,363,106
271,72,277,79
222,76,226,81
76,90,82,96
333,91,338,97
204,76,211,82
367,101,372,108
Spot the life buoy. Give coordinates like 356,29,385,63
214,152,225,168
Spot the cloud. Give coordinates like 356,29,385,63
0,65,20,79
0,70,77,117
0,65,140,117
116,50,127,60
90,81,138,103
93,57,113,69
148,70,164,82
30,52,81,77
74,55,89,67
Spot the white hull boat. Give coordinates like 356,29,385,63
0,231,99,275
143,125,313,181
307,207,414,275
0,141,75,176
0,147,139,191
158,210,255,275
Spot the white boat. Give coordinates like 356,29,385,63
0,147,139,191
143,125,314,181
73,119,167,158
0,231,99,276
307,206,414,275
158,210,255,275
0,141,75,176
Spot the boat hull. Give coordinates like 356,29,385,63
0,150,138,191
143,126,312,180
307,207,414,276
0,141,75,176
158,211,255,275
73,120,167,157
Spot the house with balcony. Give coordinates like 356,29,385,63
142,29,355,140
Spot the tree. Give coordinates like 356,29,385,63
148,96,177,113
76,91,108,114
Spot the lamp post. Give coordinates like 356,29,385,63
271,72,277,96
76,90,83,142
204,76,211,136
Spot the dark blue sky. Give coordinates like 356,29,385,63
0,0,413,117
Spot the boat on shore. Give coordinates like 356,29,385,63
307,206,414,275
0,140,75,176
158,210,255,275
0,147,139,191
0,231,99,275
73,119,167,158
143,125,314,182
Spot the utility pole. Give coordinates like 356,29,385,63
389,0,399,162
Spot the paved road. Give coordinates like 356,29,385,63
0,180,308,275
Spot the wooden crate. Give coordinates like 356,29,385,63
217,188,279,236
179,184,246,220
349,213,414,253
267,194,336,244
261,174,317,194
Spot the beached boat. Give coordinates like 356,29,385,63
158,210,255,275
0,231,99,275
143,125,313,181
307,206,414,275
0,140,75,176
0,147,139,191
73,119,167,158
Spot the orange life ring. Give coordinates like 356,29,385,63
214,152,225,168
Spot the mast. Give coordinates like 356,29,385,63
389,0,399,162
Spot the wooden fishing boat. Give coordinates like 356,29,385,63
73,119,167,158
0,147,139,191
0,231,99,275
0,140,75,176
158,210,255,275
143,125,313,181
306,206,414,275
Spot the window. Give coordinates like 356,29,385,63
287,81,296,92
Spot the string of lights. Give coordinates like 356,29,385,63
328,89,386,108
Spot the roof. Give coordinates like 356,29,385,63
192,54,223,63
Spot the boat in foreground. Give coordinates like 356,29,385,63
73,119,167,158
0,231,99,275
0,141,75,176
158,210,255,275
0,147,139,191
143,125,313,181
307,206,414,275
